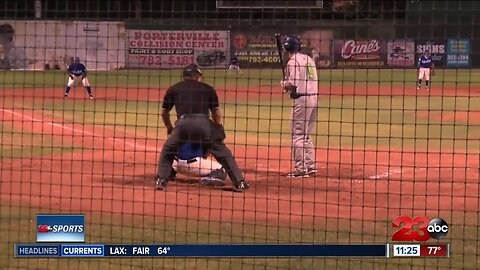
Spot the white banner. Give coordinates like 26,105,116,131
387,40,415,67
127,30,230,68
0,21,125,70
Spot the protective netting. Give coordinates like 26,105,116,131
0,1,479,269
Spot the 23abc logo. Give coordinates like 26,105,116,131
392,216,449,241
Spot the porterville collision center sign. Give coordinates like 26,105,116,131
127,30,229,68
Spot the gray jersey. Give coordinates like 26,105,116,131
285,52,318,95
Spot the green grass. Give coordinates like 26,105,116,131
1,69,479,88
1,205,478,270
12,94,479,155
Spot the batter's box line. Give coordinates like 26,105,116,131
368,167,428,180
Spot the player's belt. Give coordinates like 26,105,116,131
179,114,209,119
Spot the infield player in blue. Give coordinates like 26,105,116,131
417,50,435,91
228,56,243,75
64,57,94,99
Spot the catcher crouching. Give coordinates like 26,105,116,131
170,142,228,186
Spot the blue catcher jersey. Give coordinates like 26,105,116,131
178,143,205,160
68,63,87,76
418,54,433,68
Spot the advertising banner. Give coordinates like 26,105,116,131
446,39,470,68
127,30,229,68
230,30,280,68
386,40,415,67
334,39,386,68
414,40,446,67
0,21,125,70
230,29,334,68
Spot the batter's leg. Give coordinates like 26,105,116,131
304,97,318,173
291,97,308,174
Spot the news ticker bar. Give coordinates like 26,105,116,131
14,244,449,258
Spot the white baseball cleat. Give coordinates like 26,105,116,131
89,95,94,100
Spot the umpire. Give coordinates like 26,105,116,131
156,64,249,192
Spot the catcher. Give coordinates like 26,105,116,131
170,142,228,186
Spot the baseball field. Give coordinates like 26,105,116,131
1,68,479,269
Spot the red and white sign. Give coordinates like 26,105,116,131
127,30,230,68
341,40,381,60
334,39,386,68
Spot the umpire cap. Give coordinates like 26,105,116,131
183,64,203,77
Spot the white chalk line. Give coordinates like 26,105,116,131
0,109,158,152
369,168,404,180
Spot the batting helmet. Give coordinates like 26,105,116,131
74,57,81,63
283,35,302,52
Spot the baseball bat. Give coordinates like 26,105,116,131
275,33,297,97
274,33,286,79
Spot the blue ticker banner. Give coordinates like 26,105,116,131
15,244,388,257
36,215,85,243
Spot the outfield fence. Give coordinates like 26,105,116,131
1,1,479,270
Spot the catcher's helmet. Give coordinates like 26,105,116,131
283,35,302,52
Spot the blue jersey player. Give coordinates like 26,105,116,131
228,56,243,75
417,50,435,91
64,57,93,99
170,143,227,187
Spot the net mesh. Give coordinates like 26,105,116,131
0,0,479,269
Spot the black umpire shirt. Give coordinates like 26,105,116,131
162,80,219,117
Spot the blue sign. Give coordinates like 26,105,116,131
446,39,470,68
61,244,104,257
36,214,85,243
